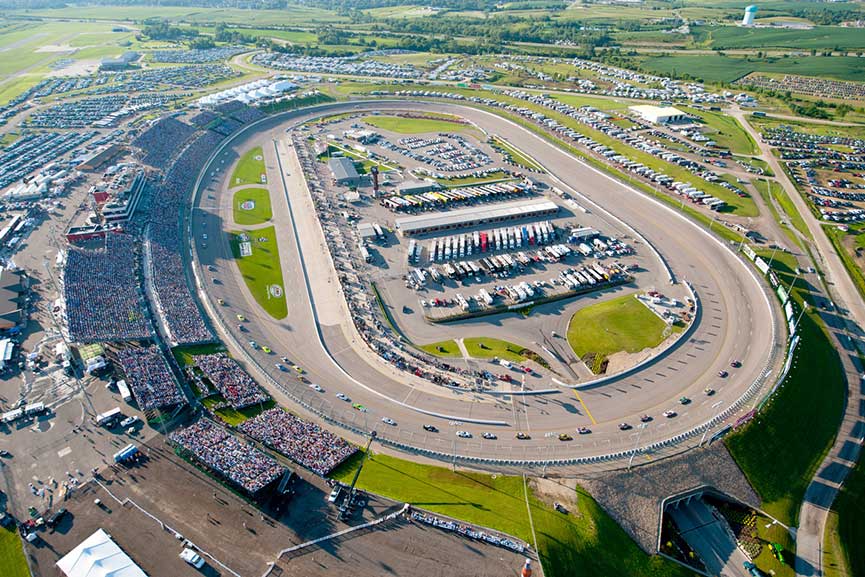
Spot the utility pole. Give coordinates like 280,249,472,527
340,430,377,521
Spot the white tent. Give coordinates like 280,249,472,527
56,529,148,577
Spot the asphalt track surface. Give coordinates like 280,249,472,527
189,100,783,468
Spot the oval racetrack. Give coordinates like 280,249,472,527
189,100,783,470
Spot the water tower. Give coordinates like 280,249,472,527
742,5,757,27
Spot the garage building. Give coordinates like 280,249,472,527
629,105,688,125
328,157,362,187
396,198,558,236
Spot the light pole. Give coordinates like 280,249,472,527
628,423,648,470
793,302,809,333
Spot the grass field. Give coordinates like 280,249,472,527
567,293,671,360
230,146,266,188
418,337,540,364
681,106,758,155
726,252,846,525
640,54,865,84
232,187,273,226
201,396,275,426
492,136,545,171
0,526,29,577
552,93,630,111
172,342,227,367
418,339,461,357
364,115,470,134
332,453,693,577
463,337,537,364
229,225,287,319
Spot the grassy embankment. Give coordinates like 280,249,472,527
332,454,695,577
725,250,846,525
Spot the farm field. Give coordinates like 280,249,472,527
693,25,865,51
332,453,694,577
229,225,287,319
639,54,865,84
8,6,346,25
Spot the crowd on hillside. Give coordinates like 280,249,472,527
171,418,284,495
195,353,269,409
116,345,185,410
239,408,357,476
64,232,150,343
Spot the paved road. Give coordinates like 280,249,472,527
189,100,781,468
668,498,751,577
732,108,865,577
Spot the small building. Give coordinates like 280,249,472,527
78,145,125,171
629,105,688,125
328,157,362,187
357,222,377,240
99,51,140,71
56,528,147,577
397,180,439,196
396,198,558,236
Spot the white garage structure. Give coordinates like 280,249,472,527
629,104,688,125
57,529,148,577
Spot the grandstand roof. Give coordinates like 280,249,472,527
395,198,558,235
56,529,147,577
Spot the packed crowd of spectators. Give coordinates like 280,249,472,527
194,353,269,409
410,511,527,554
145,130,222,345
64,232,150,342
133,117,197,167
116,345,185,410
171,418,285,495
239,408,357,476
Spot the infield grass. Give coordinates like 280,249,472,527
364,114,470,134
332,453,693,577
418,339,460,357
231,146,267,188
0,526,29,577
567,293,670,359
232,187,273,226
229,225,287,319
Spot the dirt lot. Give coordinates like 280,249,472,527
25,442,527,577
276,516,528,577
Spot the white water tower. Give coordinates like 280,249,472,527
742,5,757,26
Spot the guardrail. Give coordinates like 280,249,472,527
185,98,786,470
